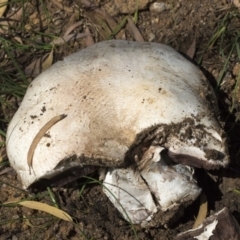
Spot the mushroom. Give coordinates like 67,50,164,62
175,208,240,240
6,40,229,227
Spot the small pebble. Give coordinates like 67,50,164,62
149,2,171,13
12,215,19,220
148,32,156,42
12,235,18,240
233,62,240,76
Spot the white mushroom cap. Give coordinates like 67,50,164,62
103,146,201,226
6,40,228,189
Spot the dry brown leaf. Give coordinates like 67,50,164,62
232,0,240,8
81,0,124,39
95,10,123,39
24,57,42,78
14,36,23,44
52,33,91,45
85,27,95,46
19,201,73,222
64,21,83,37
186,36,196,59
0,136,6,162
52,0,73,13
85,11,112,40
42,47,54,71
192,192,208,229
25,48,54,77
0,3,29,33
6,3,29,20
0,55,8,67
127,17,144,42
233,62,240,76
0,0,8,17
0,148,7,162
25,10,49,30
0,167,13,176
80,0,94,8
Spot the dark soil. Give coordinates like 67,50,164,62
1,0,240,239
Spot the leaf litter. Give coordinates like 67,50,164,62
3,200,73,222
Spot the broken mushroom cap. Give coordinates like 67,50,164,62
175,208,240,240
6,40,229,190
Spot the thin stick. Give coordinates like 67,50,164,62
27,114,67,175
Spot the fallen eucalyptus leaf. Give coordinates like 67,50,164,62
85,27,94,46
64,21,83,37
42,48,54,71
0,0,8,17
19,201,73,222
186,35,196,59
193,192,208,229
127,17,144,42
52,33,91,45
